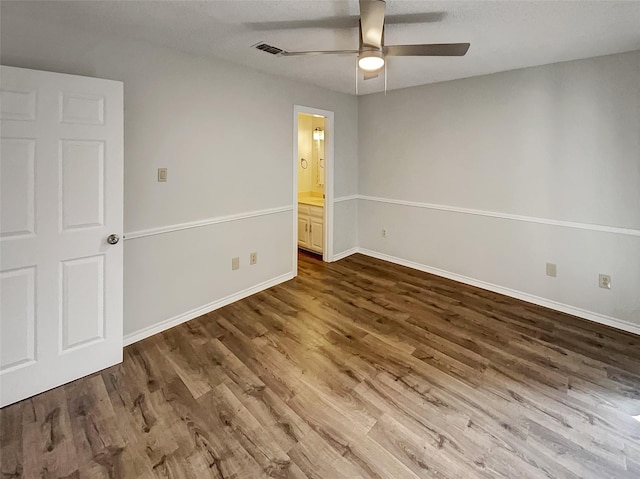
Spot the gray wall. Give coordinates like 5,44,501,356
358,51,640,330
3,6,638,337
1,11,359,340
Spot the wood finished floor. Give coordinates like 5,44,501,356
2,252,640,479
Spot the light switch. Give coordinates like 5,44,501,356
546,263,556,277
158,168,168,182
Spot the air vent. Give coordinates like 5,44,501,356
253,42,285,55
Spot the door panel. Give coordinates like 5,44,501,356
0,138,35,238
60,92,105,125
0,65,123,407
60,140,105,230
0,266,36,372
0,88,36,121
61,255,105,351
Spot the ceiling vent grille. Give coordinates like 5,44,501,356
253,42,285,55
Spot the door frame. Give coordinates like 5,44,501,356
292,105,334,273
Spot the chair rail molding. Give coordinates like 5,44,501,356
358,195,640,237
124,205,293,240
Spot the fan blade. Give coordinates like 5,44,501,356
384,43,470,57
244,12,444,31
359,0,386,48
363,71,379,80
280,50,360,56
385,12,446,25
246,17,360,31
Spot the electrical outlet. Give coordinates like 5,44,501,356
382,228,387,238
546,263,557,277
157,168,168,182
250,252,257,265
231,257,240,271
599,274,611,289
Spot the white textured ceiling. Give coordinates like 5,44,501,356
3,1,640,95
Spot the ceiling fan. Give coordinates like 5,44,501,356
280,0,470,80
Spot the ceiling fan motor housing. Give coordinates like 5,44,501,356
358,50,385,71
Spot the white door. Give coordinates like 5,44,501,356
0,66,123,407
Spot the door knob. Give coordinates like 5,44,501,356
107,234,120,245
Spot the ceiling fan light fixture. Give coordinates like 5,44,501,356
358,50,384,71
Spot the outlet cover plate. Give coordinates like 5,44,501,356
599,274,611,289
232,257,240,270
250,252,257,265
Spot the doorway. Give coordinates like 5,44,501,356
292,106,334,274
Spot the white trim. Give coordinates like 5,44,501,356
124,205,292,240
358,195,640,237
123,272,294,346
334,194,359,203
331,247,358,262
293,105,335,270
356,247,640,337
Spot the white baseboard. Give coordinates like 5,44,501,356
123,248,639,347
331,247,358,262
356,248,640,337
123,272,295,346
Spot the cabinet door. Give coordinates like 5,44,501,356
298,216,310,248
310,217,324,252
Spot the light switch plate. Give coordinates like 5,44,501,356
232,257,240,270
158,168,168,182
546,263,557,277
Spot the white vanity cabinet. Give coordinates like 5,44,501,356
298,204,323,253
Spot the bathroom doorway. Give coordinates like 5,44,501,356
292,105,334,273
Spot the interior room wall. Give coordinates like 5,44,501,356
1,11,359,342
3,7,637,340
358,50,640,332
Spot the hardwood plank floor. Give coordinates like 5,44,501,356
2,251,640,478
